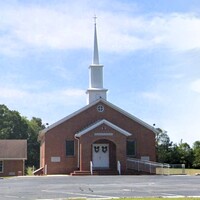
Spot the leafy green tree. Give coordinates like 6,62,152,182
0,105,28,139
156,129,195,167
26,117,45,168
177,141,194,168
0,104,44,168
169,143,181,164
193,141,200,168
155,128,173,163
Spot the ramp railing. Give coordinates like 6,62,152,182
127,158,170,175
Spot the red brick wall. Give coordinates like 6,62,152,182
0,160,24,177
79,125,127,172
40,101,156,174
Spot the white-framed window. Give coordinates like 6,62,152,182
97,104,104,112
0,160,3,173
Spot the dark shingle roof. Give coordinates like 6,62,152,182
0,140,27,160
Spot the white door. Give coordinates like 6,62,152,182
93,144,109,168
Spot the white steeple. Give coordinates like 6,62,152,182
93,17,99,65
86,17,108,104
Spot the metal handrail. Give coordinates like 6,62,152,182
127,157,170,175
117,160,121,175
127,158,169,167
90,161,93,175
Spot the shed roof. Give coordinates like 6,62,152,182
0,140,27,160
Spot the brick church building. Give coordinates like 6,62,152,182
37,20,156,175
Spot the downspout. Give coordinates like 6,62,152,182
74,135,80,169
23,159,25,176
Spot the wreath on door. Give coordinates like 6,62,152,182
94,146,100,153
102,146,108,153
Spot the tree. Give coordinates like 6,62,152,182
155,129,195,167
0,104,44,168
177,140,194,168
155,128,173,163
169,143,181,164
26,117,45,168
0,105,28,139
193,141,200,168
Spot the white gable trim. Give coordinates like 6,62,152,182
75,119,132,137
102,99,156,133
39,99,100,137
39,99,157,138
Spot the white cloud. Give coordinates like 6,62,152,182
0,87,85,108
1,2,200,56
0,87,85,104
0,86,86,123
0,3,92,55
141,92,163,101
190,79,200,93
160,14,200,51
61,89,85,97
0,88,27,99
50,65,75,81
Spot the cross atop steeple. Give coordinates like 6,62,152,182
93,15,97,24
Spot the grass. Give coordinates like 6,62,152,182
25,166,34,175
185,169,200,175
156,168,200,175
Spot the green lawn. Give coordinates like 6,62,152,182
156,168,200,175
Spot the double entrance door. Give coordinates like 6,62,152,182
92,144,109,168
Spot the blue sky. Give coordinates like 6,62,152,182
0,0,200,146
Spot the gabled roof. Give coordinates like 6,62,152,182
39,99,157,138
75,119,132,137
0,140,27,160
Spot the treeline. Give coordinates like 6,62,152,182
0,104,45,168
1,104,200,169
156,128,200,168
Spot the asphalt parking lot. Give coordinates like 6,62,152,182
0,175,200,200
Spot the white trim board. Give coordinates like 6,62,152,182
75,119,132,137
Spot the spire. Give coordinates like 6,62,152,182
86,16,108,104
93,15,99,65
